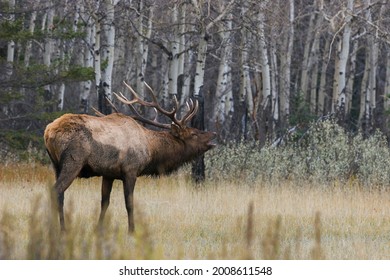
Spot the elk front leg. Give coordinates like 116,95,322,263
57,191,65,231
123,175,136,233
98,177,114,228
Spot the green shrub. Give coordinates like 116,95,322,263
352,131,390,187
206,119,390,187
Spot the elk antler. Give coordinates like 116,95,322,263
181,98,199,125
92,94,119,117
115,81,198,129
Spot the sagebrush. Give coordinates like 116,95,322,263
206,119,390,187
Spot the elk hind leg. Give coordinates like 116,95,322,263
98,177,114,228
53,162,83,231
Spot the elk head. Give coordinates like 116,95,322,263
115,82,216,157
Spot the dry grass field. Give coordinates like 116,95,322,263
1,163,390,260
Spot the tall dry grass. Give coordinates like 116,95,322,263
1,164,390,259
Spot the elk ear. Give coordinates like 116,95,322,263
170,123,181,137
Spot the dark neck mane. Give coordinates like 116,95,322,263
140,131,196,176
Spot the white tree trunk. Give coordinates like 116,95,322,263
239,9,252,111
280,0,294,122
367,7,378,112
56,38,65,110
2,0,16,116
136,0,154,99
334,0,354,114
80,4,94,113
59,2,82,110
258,2,271,111
300,2,317,99
368,46,378,112
332,37,341,113
57,84,65,110
359,0,378,127
93,1,102,95
101,0,119,103
214,54,231,123
55,0,67,111
193,32,208,99
43,1,54,102
346,39,358,115
192,0,235,100
384,50,390,111
6,0,16,79
309,3,324,114
214,13,232,124
309,42,319,114
168,3,180,98
178,2,190,105
136,0,146,97
181,47,193,105
270,32,279,124
359,45,370,126
24,6,37,67
318,38,330,114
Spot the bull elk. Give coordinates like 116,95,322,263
44,82,216,232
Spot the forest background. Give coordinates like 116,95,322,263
2,0,390,260
0,0,390,161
